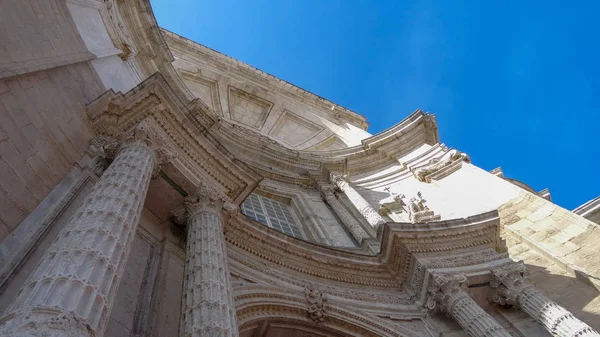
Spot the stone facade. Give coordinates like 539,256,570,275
0,1,598,337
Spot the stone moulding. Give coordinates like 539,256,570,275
225,209,507,307
411,149,470,183
85,72,260,204
234,285,423,337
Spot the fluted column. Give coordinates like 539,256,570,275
322,188,370,244
331,174,386,228
490,262,600,337
426,274,512,337
181,183,238,337
0,124,166,337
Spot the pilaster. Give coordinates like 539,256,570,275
331,174,386,229
321,187,370,245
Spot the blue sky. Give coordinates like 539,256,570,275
151,0,599,210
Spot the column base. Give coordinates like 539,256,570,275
0,307,94,337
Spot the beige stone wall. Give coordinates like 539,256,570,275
0,1,94,78
0,64,103,239
500,191,600,330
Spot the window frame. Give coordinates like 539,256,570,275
241,194,304,239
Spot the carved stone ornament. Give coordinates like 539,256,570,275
489,262,600,337
425,274,470,314
408,192,440,223
183,181,235,218
305,286,327,324
489,261,531,307
90,119,176,179
380,187,406,216
412,149,470,182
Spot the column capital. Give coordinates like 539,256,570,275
489,261,532,307
90,119,176,179
425,274,470,313
183,182,237,220
330,173,348,188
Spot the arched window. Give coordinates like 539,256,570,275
241,194,303,239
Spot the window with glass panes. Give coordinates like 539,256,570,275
241,194,303,238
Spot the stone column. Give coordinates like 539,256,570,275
490,262,600,337
0,125,167,337
426,274,512,337
181,183,238,337
322,188,370,244
331,174,386,229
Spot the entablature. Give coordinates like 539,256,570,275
86,72,261,203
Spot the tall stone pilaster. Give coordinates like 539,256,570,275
322,188,370,244
490,262,600,337
0,123,169,337
331,174,386,229
426,274,512,337
181,183,238,337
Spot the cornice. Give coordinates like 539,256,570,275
161,28,369,131
107,0,443,188
86,72,261,203
225,210,506,304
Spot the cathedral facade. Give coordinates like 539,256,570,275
0,1,599,336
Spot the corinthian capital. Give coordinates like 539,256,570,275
90,119,176,178
425,274,470,313
489,261,532,307
330,173,347,188
183,182,226,217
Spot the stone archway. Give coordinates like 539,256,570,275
234,285,421,337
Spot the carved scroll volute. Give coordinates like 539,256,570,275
425,274,469,314
91,119,176,179
489,261,531,307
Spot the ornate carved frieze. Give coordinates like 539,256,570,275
412,149,470,183
305,286,327,324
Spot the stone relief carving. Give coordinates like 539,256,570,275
379,187,407,217
305,286,327,324
412,149,470,182
489,261,530,307
90,119,176,179
425,274,470,314
407,192,440,223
